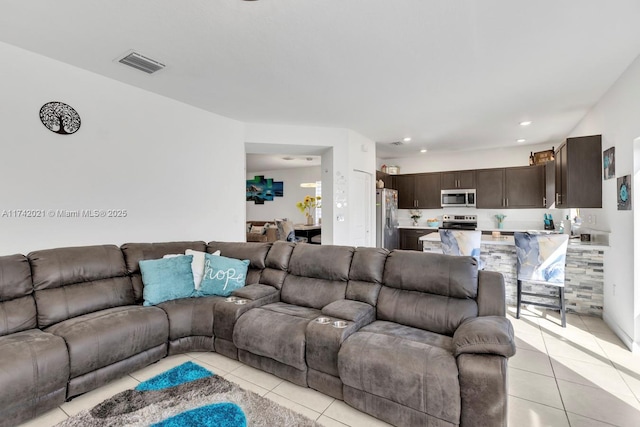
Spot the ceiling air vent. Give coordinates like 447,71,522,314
390,141,404,146
118,52,165,74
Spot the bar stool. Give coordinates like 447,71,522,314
514,232,569,327
439,229,484,269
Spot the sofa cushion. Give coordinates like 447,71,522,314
0,329,69,426
45,306,168,379
157,296,222,341
0,254,36,336
29,245,135,328
140,255,196,306
338,330,461,423
359,320,453,352
233,303,321,370
346,247,388,306
199,254,249,297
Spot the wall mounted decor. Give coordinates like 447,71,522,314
617,174,631,210
603,147,615,180
246,176,284,205
39,101,81,135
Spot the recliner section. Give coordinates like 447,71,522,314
0,241,514,427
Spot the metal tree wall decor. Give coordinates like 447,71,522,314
39,102,81,135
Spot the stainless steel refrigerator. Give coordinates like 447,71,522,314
376,188,399,250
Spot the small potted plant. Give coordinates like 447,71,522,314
409,209,422,226
296,195,321,225
495,214,507,229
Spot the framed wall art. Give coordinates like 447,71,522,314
246,175,284,205
617,174,631,210
603,147,615,180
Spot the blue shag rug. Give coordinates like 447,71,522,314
56,361,317,426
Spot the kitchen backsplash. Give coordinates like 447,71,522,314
398,208,571,231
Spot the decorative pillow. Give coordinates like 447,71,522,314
199,253,250,297
246,222,252,233
185,249,219,290
275,219,295,241
140,255,196,306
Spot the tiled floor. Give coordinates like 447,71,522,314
18,306,640,427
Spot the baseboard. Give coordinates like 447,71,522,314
603,312,640,353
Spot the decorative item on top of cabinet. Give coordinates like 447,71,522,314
555,135,602,208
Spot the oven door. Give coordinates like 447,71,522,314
441,190,467,207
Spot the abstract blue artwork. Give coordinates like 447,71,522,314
514,232,568,285
617,174,631,210
439,229,483,268
246,175,284,205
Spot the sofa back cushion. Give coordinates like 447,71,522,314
0,254,37,336
207,241,271,286
378,251,479,336
261,241,295,290
346,247,388,306
281,244,354,309
29,245,134,328
121,241,207,302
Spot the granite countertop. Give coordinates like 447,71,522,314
418,231,609,250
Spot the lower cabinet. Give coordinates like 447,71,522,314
399,228,431,251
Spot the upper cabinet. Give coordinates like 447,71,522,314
376,170,396,190
395,173,441,209
441,170,476,189
554,135,602,208
476,165,546,208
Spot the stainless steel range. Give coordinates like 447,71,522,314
441,214,478,230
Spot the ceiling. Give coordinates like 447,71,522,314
2,0,640,160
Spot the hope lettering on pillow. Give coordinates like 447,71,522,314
198,253,250,297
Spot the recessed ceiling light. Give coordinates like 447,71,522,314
519,121,532,126
403,137,412,142
420,149,427,153
517,139,526,143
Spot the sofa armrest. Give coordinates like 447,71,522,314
453,316,515,358
232,283,278,300
322,300,375,327
477,270,506,317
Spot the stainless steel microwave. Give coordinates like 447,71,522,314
441,189,476,207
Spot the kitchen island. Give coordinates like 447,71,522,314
420,232,607,317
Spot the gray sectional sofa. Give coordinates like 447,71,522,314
0,240,515,427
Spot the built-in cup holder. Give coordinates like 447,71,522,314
332,320,348,329
315,317,331,324
225,296,239,303
234,299,248,305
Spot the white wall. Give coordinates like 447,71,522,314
569,53,640,350
246,167,321,223
0,41,245,255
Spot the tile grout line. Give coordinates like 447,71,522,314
539,326,572,426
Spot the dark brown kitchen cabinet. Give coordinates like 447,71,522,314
399,228,430,251
477,166,545,208
554,135,602,208
476,169,505,208
376,170,395,189
395,175,416,209
441,170,476,189
505,165,545,208
395,173,441,209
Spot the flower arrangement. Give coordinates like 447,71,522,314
409,209,422,226
296,195,321,219
495,214,507,228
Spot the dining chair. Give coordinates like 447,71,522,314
438,229,484,269
514,232,570,327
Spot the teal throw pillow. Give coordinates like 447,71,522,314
140,255,196,306
199,253,250,297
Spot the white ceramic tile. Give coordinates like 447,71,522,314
580,315,615,334
60,376,139,416
542,334,612,366
514,330,548,352
509,348,554,377
218,372,270,396
323,400,393,427
566,412,620,427
317,415,350,427
191,351,243,374
230,364,283,390
557,379,640,427
507,396,570,427
128,354,193,381
264,391,321,421
272,381,335,413
616,367,640,402
508,368,564,409
17,407,68,427
550,355,634,397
